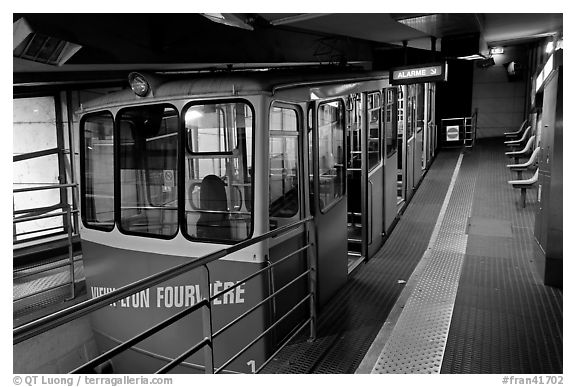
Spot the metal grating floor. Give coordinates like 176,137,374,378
262,150,462,373
440,139,562,374
370,151,477,373
13,256,87,325
264,139,562,374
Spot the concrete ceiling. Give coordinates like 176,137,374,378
13,13,562,85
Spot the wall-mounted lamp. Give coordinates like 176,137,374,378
457,54,486,61
489,47,504,55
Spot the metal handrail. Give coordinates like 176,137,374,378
13,182,80,306
14,255,83,278
13,225,64,238
13,204,77,302
15,216,316,374
13,183,78,194
14,216,314,341
215,294,312,373
441,116,477,148
13,184,79,240
13,209,79,224
71,300,209,373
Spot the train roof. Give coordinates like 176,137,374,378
79,67,390,112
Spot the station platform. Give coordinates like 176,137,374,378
263,138,563,374
13,138,562,374
13,250,86,327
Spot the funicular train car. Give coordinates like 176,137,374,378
78,68,435,373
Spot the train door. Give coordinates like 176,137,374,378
426,83,437,163
383,87,399,234
422,83,431,169
396,86,406,208
366,92,384,257
309,99,348,306
345,92,384,264
346,94,365,267
405,85,416,199
413,83,425,185
267,102,309,345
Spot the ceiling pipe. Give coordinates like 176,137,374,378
200,14,255,31
269,14,332,26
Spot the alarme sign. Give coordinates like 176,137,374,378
390,62,448,85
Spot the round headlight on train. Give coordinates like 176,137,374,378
128,72,151,97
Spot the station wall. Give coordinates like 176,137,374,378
472,45,527,139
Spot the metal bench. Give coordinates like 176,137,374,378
508,168,539,208
507,146,540,179
505,135,535,164
504,125,531,150
504,119,528,139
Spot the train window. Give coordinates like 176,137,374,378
385,88,398,158
397,86,405,137
317,100,345,211
367,92,382,169
183,101,254,242
269,105,300,225
347,94,362,170
117,105,179,238
416,83,425,132
81,112,115,230
406,85,415,139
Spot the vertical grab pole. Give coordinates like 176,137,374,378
307,222,317,342
201,265,215,373
66,203,76,300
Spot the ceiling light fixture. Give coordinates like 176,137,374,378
13,17,82,66
201,13,254,31
489,47,504,55
457,54,486,60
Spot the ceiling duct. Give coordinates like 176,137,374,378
13,17,82,66
477,57,495,68
393,14,490,60
442,32,489,60
200,13,255,31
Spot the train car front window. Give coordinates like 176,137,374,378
118,105,179,238
269,105,300,226
183,101,254,242
81,112,115,230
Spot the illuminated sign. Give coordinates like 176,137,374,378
390,62,447,85
446,125,460,142
490,47,504,55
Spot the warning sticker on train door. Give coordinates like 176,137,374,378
163,170,174,186
162,169,174,192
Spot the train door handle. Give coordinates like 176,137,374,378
368,180,373,245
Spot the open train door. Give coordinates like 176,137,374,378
383,87,399,235
365,92,384,258
410,84,424,189
308,99,348,307
423,83,436,168
405,85,416,200
346,92,384,266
